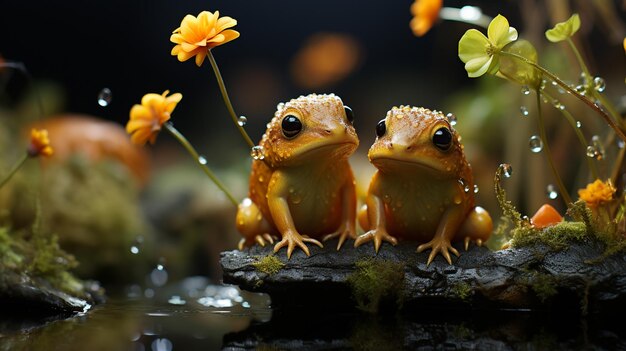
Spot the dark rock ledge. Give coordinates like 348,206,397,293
221,238,626,313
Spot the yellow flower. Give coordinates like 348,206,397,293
545,14,580,43
126,91,182,145
170,11,240,67
409,0,442,37
28,129,54,157
578,179,616,207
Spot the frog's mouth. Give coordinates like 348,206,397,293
370,155,446,174
300,140,358,159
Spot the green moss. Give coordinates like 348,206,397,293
511,221,587,251
451,281,472,301
252,255,284,275
347,258,405,313
530,273,558,302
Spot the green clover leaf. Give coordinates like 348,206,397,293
545,14,580,42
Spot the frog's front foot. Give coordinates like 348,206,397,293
354,228,398,253
238,234,276,250
322,224,357,250
274,231,323,259
417,237,459,265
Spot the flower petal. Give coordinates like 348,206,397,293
458,29,490,63
465,56,494,78
488,14,518,47
545,13,580,42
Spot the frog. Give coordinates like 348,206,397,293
354,106,493,265
236,93,359,258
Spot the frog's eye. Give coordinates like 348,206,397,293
282,115,302,138
375,119,386,138
344,106,354,123
432,127,452,151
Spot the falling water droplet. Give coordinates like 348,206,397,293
446,113,457,126
150,263,168,287
198,156,208,165
499,164,513,178
521,86,530,95
520,106,529,117
576,121,582,128
473,184,479,194
129,236,144,255
528,135,543,153
237,116,247,126
251,146,265,160
546,184,558,200
97,88,112,107
593,77,606,93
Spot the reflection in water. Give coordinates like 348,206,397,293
2,279,626,350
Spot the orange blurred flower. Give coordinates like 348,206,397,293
28,129,54,157
170,11,240,66
410,0,443,37
578,179,616,207
126,91,182,145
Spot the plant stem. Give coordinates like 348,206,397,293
0,153,28,189
535,91,572,205
164,122,239,207
207,50,255,149
500,51,626,142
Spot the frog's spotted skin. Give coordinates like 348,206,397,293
236,94,359,258
355,106,493,265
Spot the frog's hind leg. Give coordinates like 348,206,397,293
457,206,493,250
236,198,275,250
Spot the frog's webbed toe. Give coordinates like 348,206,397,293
417,237,460,265
354,229,398,253
463,237,484,251
274,232,323,259
322,226,357,250
238,233,276,250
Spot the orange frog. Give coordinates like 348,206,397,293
355,106,493,265
236,94,359,258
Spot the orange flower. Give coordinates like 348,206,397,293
170,11,240,66
28,129,54,157
578,179,616,207
126,91,182,145
410,0,443,37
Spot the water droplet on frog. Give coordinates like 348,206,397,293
528,135,543,153
446,113,457,126
473,184,479,194
521,86,530,95
499,163,513,178
151,338,173,351
576,121,582,128
150,263,168,287
593,77,606,92
198,156,207,165
251,146,265,160
168,295,186,306
129,236,144,255
546,184,558,200
97,88,112,107
237,116,247,126
618,140,625,149
520,106,529,117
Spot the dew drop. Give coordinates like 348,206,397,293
579,73,588,86
576,121,582,128
251,146,265,160
521,86,530,95
130,246,139,255
586,145,597,158
618,140,625,149
546,184,558,200
130,236,143,255
446,113,457,126
520,106,529,117
553,102,565,110
150,263,168,287
198,156,208,165
528,135,543,153
97,88,112,107
237,116,247,126
473,184,479,194
499,163,513,178
591,135,605,160
593,77,606,93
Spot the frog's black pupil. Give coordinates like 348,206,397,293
433,127,452,151
344,106,354,123
282,115,302,138
376,119,386,138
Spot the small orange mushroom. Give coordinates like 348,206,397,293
530,204,563,229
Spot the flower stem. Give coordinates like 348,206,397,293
535,91,572,205
500,51,626,142
207,50,255,149
439,7,492,29
164,122,239,207
0,153,28,189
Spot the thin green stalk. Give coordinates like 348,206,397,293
542,91,599,180
0,153,28,189
207,50,255,149
164,122,238,207
535,91,573,205
611,146,625,186
566,38,592,80
500,51,626,142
